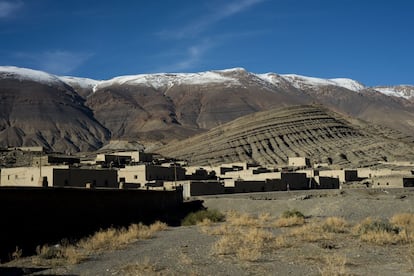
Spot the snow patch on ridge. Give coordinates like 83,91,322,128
373,86,414,99
0,66,63,85
59,76,100,89
281,74,365,92
257,73,284,85
95,71,240,91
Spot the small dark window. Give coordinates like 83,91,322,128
134,175,138,179
64,180,69,186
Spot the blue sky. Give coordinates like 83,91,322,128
0,0,412,86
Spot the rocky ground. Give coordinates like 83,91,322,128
2,188,414,275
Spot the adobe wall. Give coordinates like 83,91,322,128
314,176,340,189
281,172,309,190
53,168,118,188
371,176,403,188
0,187,183,260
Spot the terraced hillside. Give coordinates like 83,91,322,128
157,105,414,167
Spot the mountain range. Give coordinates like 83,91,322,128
1,66,413,156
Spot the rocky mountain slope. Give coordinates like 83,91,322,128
157,105,414,166
0,66,413,153
0,67,109,152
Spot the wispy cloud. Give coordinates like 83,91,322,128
154,41,214,72
0,0,23,19
154,0,265,72
14,50,93,75
158,0,265,39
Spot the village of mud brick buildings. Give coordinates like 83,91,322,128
1,146,414,198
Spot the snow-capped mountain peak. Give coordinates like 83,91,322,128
280,74,365,92
0,66,64,85
59,76,100,90
373,85,414,100
95,70,241,91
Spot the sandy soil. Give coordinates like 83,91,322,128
2,188,414,276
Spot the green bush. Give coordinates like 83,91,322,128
181,209,225,226
281,209,305,219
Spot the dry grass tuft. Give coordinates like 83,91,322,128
211,222,273,262
288,223,333,242
236,246,261,262
353,217,407,245
226,210,258,226
121,257,162,276
258,212,273,223
271,235,293,249
318,254,348,276
32,221,167,266
212,234,241,256
197,218,214,226
274,216,305,227
407,243,414,272
33,245,86,266
273,209,306,227
181,209,225,226
322,217,348,233
11,246,22,261
390,213,414,231
78,222,167,251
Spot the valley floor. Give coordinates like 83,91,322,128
2,188,414,275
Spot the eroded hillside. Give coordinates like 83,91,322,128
157,105,414,166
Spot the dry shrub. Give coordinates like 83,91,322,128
271,235,293,249
322,217,348,233
273,209,306,228
354,217,405,245
182,209,225,226
318,254,348,276
121,257,161,276
201,223,234,236
226,210,258,226
78,222,167,252
243,228,273,247
281,209,305,219
274,216,305,228
33,244,85,266
149,221,168,232
236,246,261,262
11,246,22,260
212,226,273,262
288,223,333,242
258,212,272,224
390,213,414,232
408,243,414,272
197,218,213,226
360,230,401,245
212,234,241,255
32,222,167,267
390,214,414,243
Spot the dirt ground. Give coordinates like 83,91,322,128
2,188,414,276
